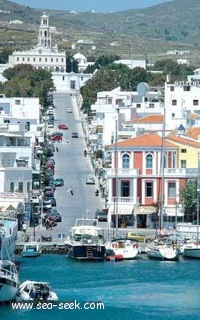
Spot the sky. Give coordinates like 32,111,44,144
12,0,172,13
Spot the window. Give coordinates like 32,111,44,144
149,103,155,108
136,104,141,108
172,100,177,105
18,182,23,193
181,160,186,168
122,153,130,169
181,149,187,153
15,99,21,105
193,100,199,106
172,113,175,118
27,182,31,192
145,182,153,197
170,86,174,91
183,86,190,91
121,181,130,197
10,182,14,192
168,182,175,198
146,154,153,169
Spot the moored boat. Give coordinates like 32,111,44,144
182,242,200,258
0,260,19,303
21,242,42,257
65,218,106,261
147,243,180,261
106,238,139,260
16,280,58,302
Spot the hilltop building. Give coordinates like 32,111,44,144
0,12,92,92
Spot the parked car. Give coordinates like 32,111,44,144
126,232,152,243
86,174,95,185
95,210,107,222
50,135,62,141
58,124,68,130
44,185,55,194
49,131,63,138
43,200,52,212
67,107,73,113
71,132,79,138
53,178,64,187
45,209,62,222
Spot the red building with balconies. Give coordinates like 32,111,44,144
106,133,185,229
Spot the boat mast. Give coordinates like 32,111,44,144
114,108,119,238
160,92,166,230
197,152,200,242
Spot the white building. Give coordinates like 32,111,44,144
0,12,93,92
73,52,94,73
114,59,146,69
8,12,66,73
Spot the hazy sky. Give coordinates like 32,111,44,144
12,0,172,12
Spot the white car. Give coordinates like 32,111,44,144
67,107,73,113
86,174,95,185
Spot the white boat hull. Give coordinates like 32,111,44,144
147,246,180,261
106,240,139,259
183,245,200,258
16,280,58,302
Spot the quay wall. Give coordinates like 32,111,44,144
15,242,68,255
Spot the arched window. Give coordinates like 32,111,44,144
122,153,130,169
146,154,153,168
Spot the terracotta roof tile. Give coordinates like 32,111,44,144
130,114,163,124
110,133,177,148
167,134,200,148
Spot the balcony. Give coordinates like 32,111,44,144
106,168,139,178
164,168,186,176
111,196,135,204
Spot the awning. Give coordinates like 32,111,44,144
109,204,134,215
134,206,156,215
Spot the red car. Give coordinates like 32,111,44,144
58,124,68,130
50,135,62,141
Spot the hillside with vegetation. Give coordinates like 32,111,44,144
0,0,200,64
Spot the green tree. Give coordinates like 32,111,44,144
2,64,54,107
180,179,198,222
80,67,120,114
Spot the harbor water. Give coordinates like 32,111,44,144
1,254,200,320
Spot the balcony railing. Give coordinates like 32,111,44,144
111,196,135,203
106,168,139,177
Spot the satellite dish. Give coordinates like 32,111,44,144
137,82,149,97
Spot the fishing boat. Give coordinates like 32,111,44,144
0,216,18,260
16,280,58,302
106,238,139,260
21,242,42,257
0,260,19,303
65,218,106,260
147,243,180,261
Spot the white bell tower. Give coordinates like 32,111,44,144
38,12,51,49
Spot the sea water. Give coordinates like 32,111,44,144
1,254,200,320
